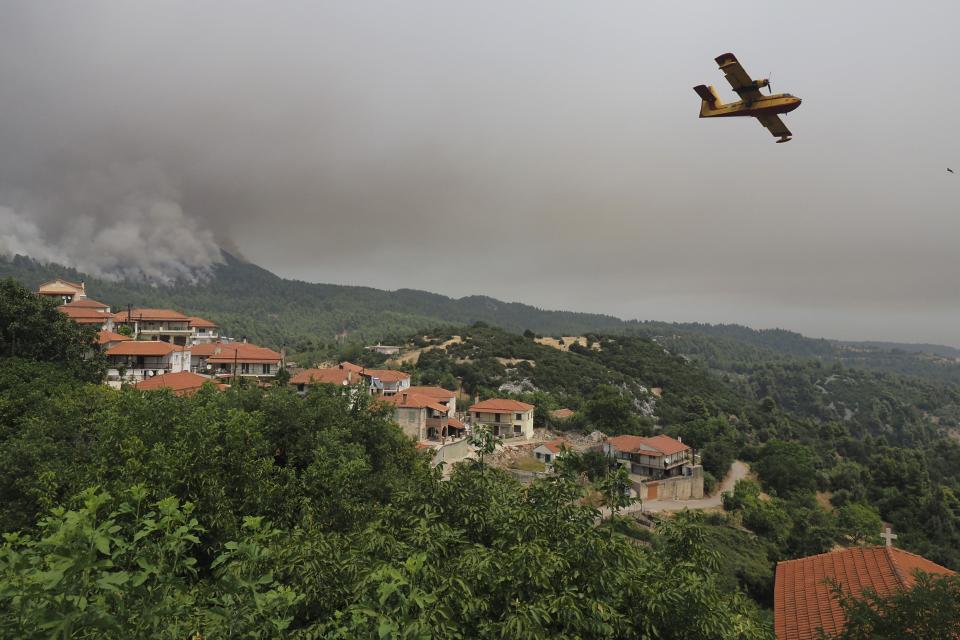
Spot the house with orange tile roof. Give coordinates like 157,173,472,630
104,340,192,385
338,361,364,374
135,371,227,396
361,368,411,396
113,308,193,345
533,438,569,464
96,330,131,350
189,341,282,380
37,278,86,303
379,391,466,442
603,434,693,479
289,367,360,392
58,300,115,331
469,398,535,439
406,386,457,416
188,316,220,344
774,545,955,640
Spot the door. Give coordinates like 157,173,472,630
646,483,659,500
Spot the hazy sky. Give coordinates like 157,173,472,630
1,2,959,344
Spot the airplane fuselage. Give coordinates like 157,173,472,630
700,93,802,118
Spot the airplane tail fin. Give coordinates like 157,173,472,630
693,84,723,116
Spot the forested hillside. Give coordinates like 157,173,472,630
407,326,960,570
0,254,626,346
4,253,959,384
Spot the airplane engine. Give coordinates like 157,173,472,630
755,79,770,90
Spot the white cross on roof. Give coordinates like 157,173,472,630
881,526,898,548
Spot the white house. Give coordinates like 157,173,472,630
188,316,220,344
603,434,693,479
58,299,114,331
361,369,411,396
190,341,282,380
105,341,191,386
533,439,568,465
468,398,535,439
113,308,193,346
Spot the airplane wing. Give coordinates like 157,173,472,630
757,114,792,139
715,53,764,101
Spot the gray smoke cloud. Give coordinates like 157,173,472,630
0,161,221,283
1,2,958,343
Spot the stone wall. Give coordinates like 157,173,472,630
431,437,472,466
633,465,704,501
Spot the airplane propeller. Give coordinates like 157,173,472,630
766,73,773,94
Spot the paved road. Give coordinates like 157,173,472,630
602,460,750,517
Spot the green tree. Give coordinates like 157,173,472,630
0,278,102,380
827,572,960,640
836,502,882,545
755,440,818,497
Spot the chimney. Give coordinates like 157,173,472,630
677,436,682,444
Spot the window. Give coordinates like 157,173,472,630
495,413,502,422
241,363,250,374
514,424,522,434
515,413,522,420
262,364,272,375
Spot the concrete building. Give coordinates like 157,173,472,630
366,343,401,356
113,308,193,346
533,438,568,464
190,341,282,380
362,369,411,396
37,278,86,303
406,386,457,416
58,299,115,331
381,391,466,442
468,398,535,439
188,316,220,344
603,434,693,479
96,330,131,351
105,341,191,385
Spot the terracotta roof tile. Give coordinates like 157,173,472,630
537,438,568,454
605,434,689,456
362,369,411,383
62,298,109,310
289,368,354,386
379,392,448,413
188,316,218,328
469,398,535,412
135,371,224,395
58,305,110,323
106,341,177,356
406,386,456,400
113,308,190,322
774,546,955,640
197,342,282,363
96,330,131,345
338,362,364,373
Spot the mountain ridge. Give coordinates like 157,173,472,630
3,253,959,382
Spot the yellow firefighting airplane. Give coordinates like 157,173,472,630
694,53,802,143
